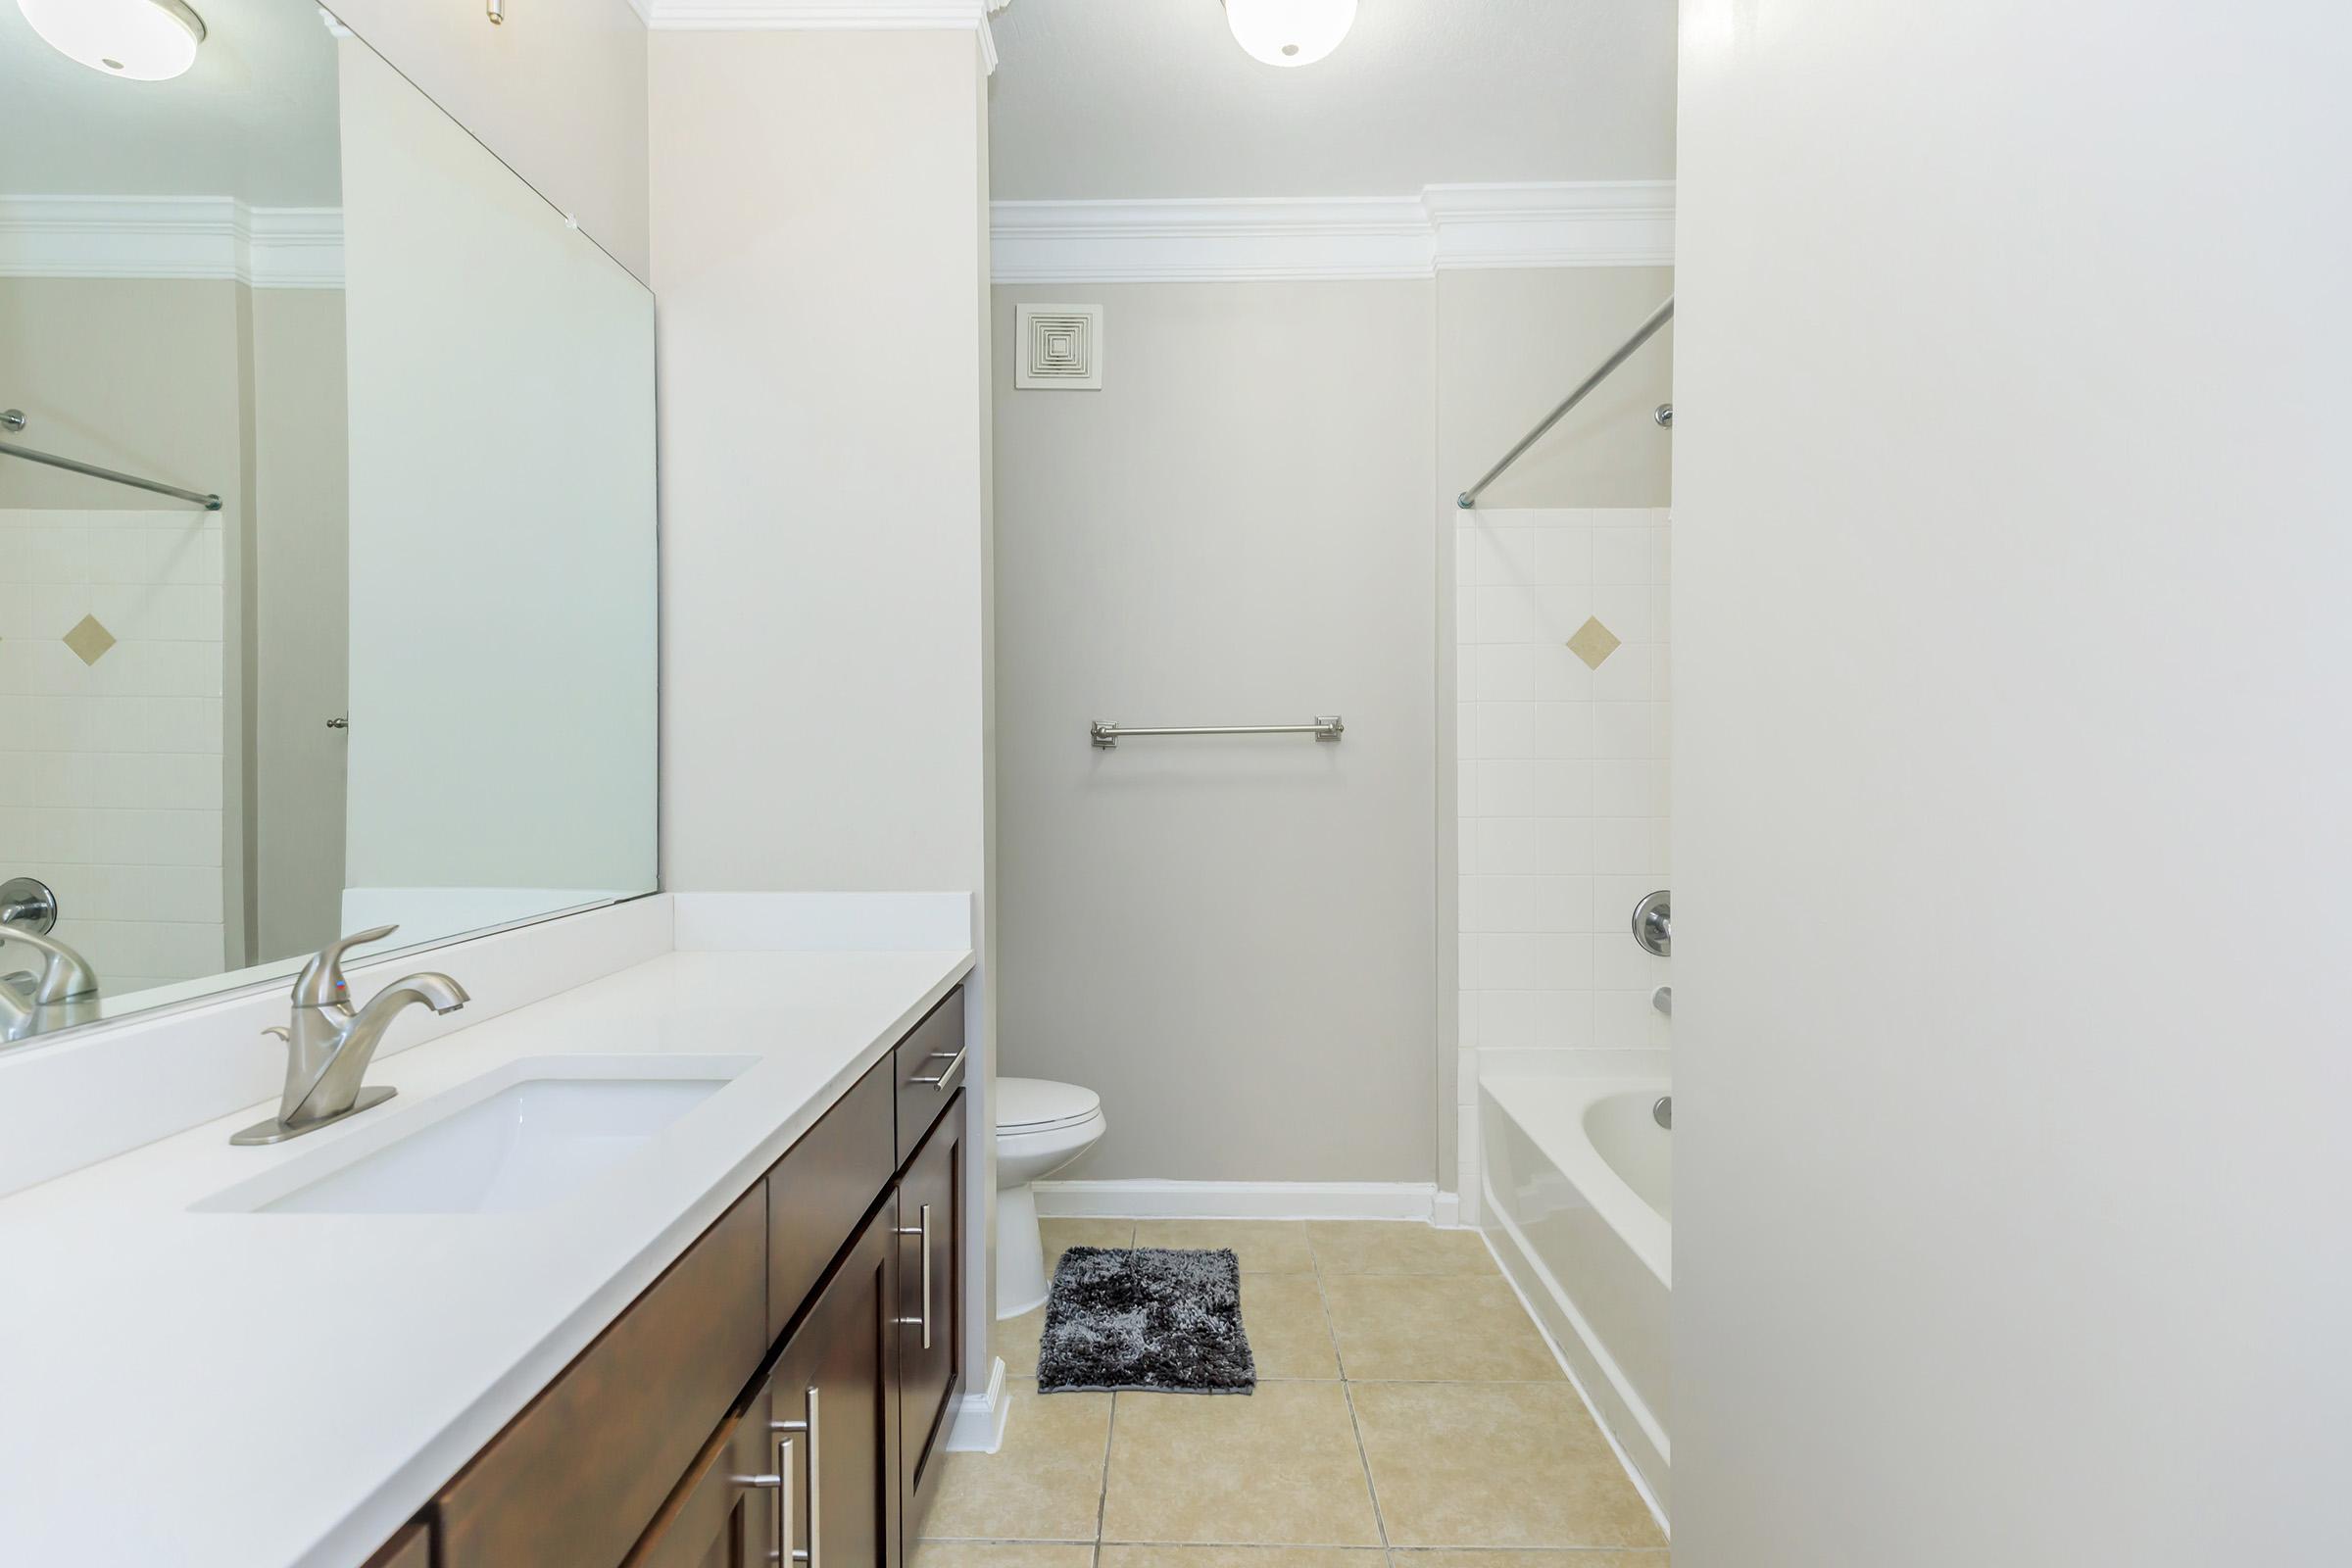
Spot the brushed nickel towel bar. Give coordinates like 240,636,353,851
1091,716,1344,750
0,418,221,513
1455,294,1674,511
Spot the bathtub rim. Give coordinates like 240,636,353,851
1479,1063,1672,1289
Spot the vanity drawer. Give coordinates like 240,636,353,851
433,1187,767,1568
892,988,967,1157
767,1053,898,1342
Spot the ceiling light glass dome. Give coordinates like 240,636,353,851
17,0,207,82
1223,0,1357,69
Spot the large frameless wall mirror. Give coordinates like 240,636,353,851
0,0,659,1043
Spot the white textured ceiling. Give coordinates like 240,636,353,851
987,0,1677,200
0,0,341,206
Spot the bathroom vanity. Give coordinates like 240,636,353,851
422,985,968,1568
0,912,984,1568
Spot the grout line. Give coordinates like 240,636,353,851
1095,1386,1118,1546
1317,1239,1393,1551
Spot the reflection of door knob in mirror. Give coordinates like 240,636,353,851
1632,889,1671,956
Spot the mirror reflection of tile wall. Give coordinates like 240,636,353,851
0,0,657,1036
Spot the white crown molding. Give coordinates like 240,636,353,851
642,0,1001,73
0,196,345,289
991,180,1675,283
1422,181,1677,270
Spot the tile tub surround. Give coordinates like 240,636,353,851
923,1219,1665,1554
1453,505,1671,1223
0,897,975,1568
0,507,227,993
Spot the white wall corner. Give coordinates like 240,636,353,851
1432,1189,1464,1228
988,181,1675,284
944,1355,1010,1452
641,1,1001,72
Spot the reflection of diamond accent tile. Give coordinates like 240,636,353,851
63,613,117,665
1565,615,1621,669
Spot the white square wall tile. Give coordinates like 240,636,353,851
1464,816,1592,877
1592,760,1667,817
1473,643,1538,701
1459,874,1592,934
1593,527,1650,586
1473,759,1592,818
1470,932,1593,991
1474,701,1531,760
1480,990,1594,1049
1593,988,1660,1049
1591,701,1666,763
1594,930,1669,989
1592,816,1662,875
1592,642,1651,701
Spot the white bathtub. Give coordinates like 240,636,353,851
1480,1059,1673,1516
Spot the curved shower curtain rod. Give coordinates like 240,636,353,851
1454,294,1675,511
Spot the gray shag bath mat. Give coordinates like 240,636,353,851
1036,1246,1256,1396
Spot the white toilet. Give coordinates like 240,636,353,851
994,1077,1106,1318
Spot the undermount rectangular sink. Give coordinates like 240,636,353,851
195,1055,760,1215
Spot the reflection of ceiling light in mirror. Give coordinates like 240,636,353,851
1223,0,1356,69
17,0,207,81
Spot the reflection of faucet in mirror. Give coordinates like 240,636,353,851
0,926,101,1043
229,925,471,1147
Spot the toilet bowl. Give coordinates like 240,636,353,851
995,1076,1105,1318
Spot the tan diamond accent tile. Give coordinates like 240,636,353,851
1565,616,1621,670
62,613,117,665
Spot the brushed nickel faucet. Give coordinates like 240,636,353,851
0,926,100,1043
230,925,470,1147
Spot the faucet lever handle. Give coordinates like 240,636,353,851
290,924,399,1010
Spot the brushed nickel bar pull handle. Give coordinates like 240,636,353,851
895,1202,934,1348
910,1045,965,1089
772,1433,810,1566
1090,715,1344,749
771,1388,819,1567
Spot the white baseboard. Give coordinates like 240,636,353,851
943,1355,1008,1453
1432,1189,1463,1228
1031,1179,1442,1221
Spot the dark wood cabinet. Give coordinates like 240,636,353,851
618,1416,763,1568
377,984,969,1568
896,1098,964,1536
890,990,966,1154
434,1187,768,1568
757,1202,902,1568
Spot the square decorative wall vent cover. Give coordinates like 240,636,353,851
1016,303,1102,390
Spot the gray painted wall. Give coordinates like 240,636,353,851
993,267,1674,1190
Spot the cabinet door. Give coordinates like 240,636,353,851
898,1096,964,1535
755,1201,901,1568
620,1415,766,1568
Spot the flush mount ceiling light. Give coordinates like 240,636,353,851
1223,0,1356,69
16,0,207,81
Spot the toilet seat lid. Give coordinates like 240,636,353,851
997,1077,1101,1133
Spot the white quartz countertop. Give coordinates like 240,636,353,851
0,945,973,1568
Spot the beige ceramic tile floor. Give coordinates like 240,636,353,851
917,1221,1667,1567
